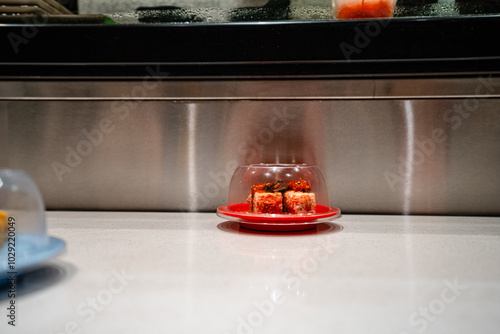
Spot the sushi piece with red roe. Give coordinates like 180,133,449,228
247,179,317,214
284,179,316,214
247,181,284,214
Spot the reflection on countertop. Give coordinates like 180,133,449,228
1,212,498,334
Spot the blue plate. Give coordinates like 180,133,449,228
0,235,66,279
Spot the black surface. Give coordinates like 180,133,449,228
56,0,79,14
0,15,500,78
137,0,291,23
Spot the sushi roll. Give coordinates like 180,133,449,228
248,181,284,214
283,179,316,214
247,179,316,214
252,192,283,214
284,191,316,214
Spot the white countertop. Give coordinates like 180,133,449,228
2,212,500,334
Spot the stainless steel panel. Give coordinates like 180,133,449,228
1,76,500,99
0,109,7,168
4,98,500,215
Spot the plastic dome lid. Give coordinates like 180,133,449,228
227,163,330,208
0,169,48,249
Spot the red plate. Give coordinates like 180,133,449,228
217,203,341,232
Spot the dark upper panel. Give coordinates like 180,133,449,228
0,0,499,78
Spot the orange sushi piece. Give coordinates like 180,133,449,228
0,211,7,247
252,192,283,214
284,191,316,214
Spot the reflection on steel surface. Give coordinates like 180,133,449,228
1,77,500,99
0,110,7,168
3,78,500,215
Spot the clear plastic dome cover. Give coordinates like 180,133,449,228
0,170,48,248
1,170,65,277
227,163,330,209
217,164,340,231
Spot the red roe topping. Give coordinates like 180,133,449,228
287,179,312,192
251,183,267,194
251,181,283,194
337,0,394,19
